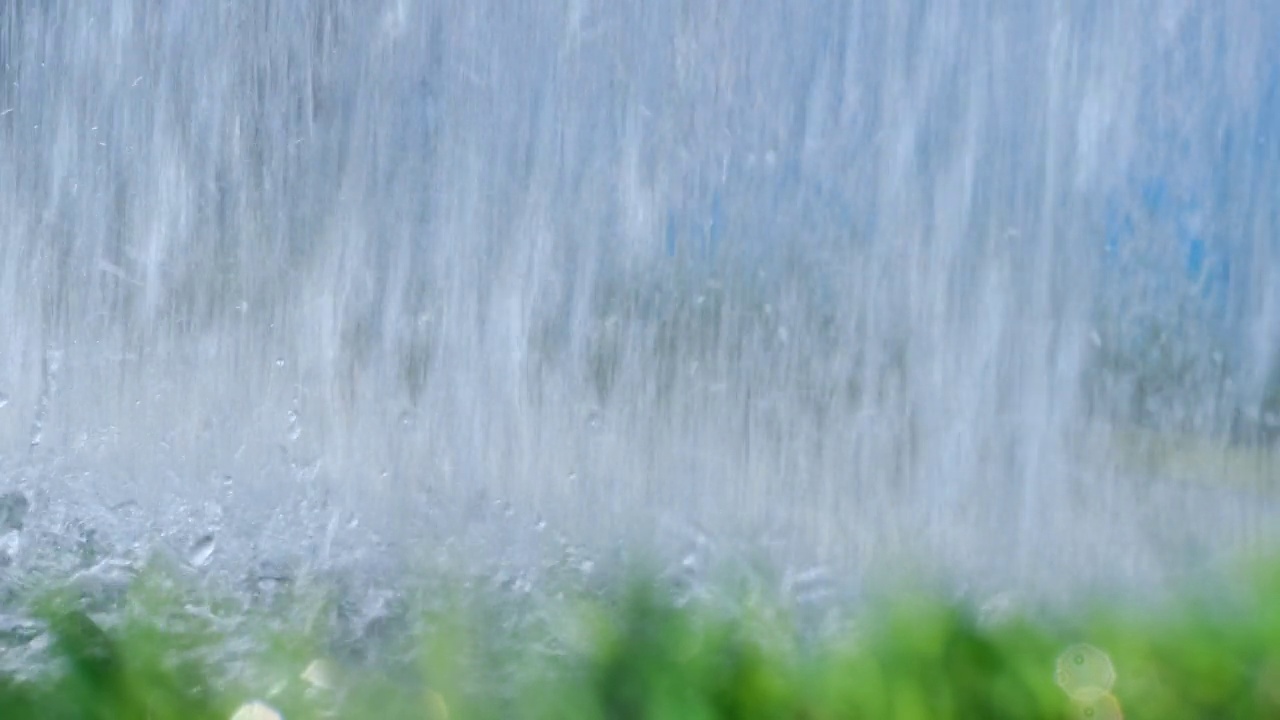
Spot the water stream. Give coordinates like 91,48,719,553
1,1,1278,631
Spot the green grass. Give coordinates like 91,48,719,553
3,555,1280,719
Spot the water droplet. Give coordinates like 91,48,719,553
1072,693,1123,720
188,534,216,567
287,410,301,441
978,591,1017,627
1055,643,1116,702
275,358,285,368
0,392,9,408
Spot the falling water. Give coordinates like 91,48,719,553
1,1,1278,610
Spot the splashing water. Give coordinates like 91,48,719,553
0,1,1278,612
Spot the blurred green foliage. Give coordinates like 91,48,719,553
2,558,1280,719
